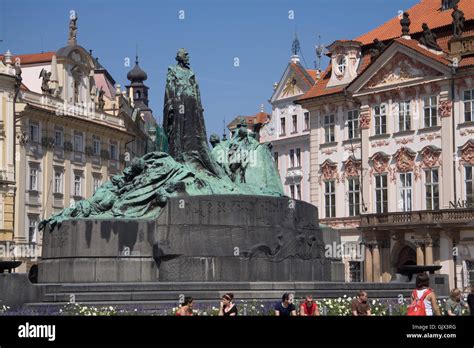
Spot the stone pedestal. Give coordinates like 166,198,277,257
39,195,339,283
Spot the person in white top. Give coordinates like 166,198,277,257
412,273,441,316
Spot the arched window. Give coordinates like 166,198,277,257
337,56,347,75
135,90,141,99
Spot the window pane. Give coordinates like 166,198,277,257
464,90,471,101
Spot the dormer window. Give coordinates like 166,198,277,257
441,0,455,10
326,40,361,88
337,56,347,75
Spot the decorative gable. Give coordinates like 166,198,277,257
271,62,314,103
347,40,452,96
365,52,442,89
280,73,303,98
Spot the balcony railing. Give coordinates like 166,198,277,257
360,208,474,228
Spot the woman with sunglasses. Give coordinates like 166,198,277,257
219,293,238,316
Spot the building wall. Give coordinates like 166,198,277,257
262,100,311,202
310,69,474,286
0,67,16,244
13,90,133,271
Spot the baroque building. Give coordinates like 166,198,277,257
297,0,474,287
260,36,316,202
0,15,156,272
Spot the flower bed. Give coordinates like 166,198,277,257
0,297,470,316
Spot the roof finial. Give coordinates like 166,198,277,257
292,32,300,56
400,12,411,39
260,104,265,112
222,118,227,141
291,32,301,63
135,44,139,65
315,34,324,72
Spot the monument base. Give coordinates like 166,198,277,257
39,195,342,283
0,274,417,311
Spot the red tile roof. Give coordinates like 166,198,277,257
254,111,269,124
393,37,452,65
228,112,270,129
298,0,474,103
460,56,474,67
298,53,372,101
355,0,474,45
306,69,318,81
290,63,314,87
0,52,55,65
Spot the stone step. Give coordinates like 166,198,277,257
24,300,218,313
38,281,415,294
40,288,414,303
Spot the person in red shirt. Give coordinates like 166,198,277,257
299,295,320,316
175,297,194,316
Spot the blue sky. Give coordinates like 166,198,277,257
1,0,419,137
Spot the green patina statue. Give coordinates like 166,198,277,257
39,49,284,231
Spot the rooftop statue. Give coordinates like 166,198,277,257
452,5,465,39
419,23,441,51
39,49,284,232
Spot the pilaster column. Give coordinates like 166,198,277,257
372,241,381,283
381,240,391,283
415,240,425,266
424,234,434,265
364,243,373,282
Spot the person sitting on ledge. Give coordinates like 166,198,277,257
219,293,238,316
468,285,474,316
351,290,372,316
299,295,320,316
274,293,297,316
176,296,194,316
446,288,469,316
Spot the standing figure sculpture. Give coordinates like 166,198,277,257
419,23,441,51
68,14,78,45
39,68,52,94
370,39,387,59
97,87,105,111
163,48,223,177
452,5,465,39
